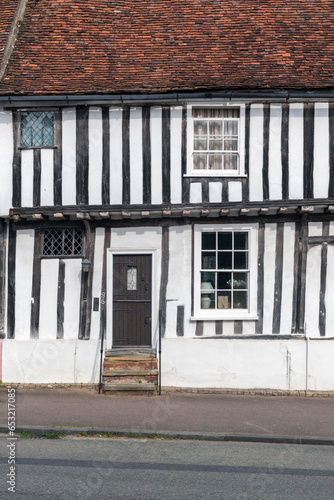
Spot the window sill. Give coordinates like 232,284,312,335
184,173,247,178
191,314,259,321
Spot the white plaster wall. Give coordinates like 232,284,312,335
280,223,295,334
161,338,334,390
166,226,195,338
289,103,304,200
268,104,282,200
249,104,263,202
2,340,100,383
40,149,54,206
313,103,329,199
39,259,59,340
150,107,163,205
262,224,276,334
62,108,77,205
0,107,13,216
21,150,34,207
305,245,321,337
228,181,242,202
90,228,105,340
130,107,143,205
88,107,103,205
109,107,123,205
190,182,201,203
63,259,81,340
170,106,182,204
15,230,35,339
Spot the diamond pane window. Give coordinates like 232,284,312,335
21,111,54,147
42,229,83,256
192,108,239,172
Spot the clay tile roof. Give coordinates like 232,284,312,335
0,0,334,96
0,0,18,65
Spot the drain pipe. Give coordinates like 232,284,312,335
98,327,105,394
305,323,309,394
158,310,162,396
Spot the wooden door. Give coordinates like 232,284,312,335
112,255,152,347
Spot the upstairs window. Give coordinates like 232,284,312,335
21,111,54,147
42,229,83,257
187,106,245,177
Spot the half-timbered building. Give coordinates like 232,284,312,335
0,0,334,392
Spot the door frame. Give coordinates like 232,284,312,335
107,249,158,350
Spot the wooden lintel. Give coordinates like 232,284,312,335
122,211,131,219
278,207,288,214
201,209,210,217
141,211,150,218
239,208,250,216
220,209,230,216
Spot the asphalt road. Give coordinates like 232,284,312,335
1,436,334,499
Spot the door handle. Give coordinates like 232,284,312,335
145,316,151,324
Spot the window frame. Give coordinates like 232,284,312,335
193,224,258,320
42,228,84,258
186,103,246,177
20,110,55,149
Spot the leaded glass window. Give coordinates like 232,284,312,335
42,229,83,257
21,111,54,147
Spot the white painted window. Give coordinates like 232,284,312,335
187,105,245,177
193,224,258,320
21,111,54,147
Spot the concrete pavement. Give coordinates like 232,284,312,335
1,387,334,443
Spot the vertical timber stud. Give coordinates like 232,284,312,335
303,103,314,200
122,106,130,205
30,230,42,339
243,103,250,202
255,222,265,334
54,109,62,206
142,106,151,205
159,224,169,338
0,220,5,334
76,106,89,205
272,223,284,334
319,222,329,337
162,107,171,204
329,103,334,198
33,149,41,207
293,215,308,334
101,107,110,205
99,227,111,344
12,110,21,208
181,105,190,203
176,305,184,337
281,103,289,200
7,222,16,338
262,103,270,201
79,220,95,340
57,260,65,339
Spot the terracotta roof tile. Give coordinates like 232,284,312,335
0,0,18,65
0,0,334,95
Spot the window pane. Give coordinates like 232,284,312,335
209,121,222,135
202,232,216,250
224,120,238,135
217,291,231,309
209,139,223,151
21,111,54,147
193,153,207,170
234,232,248,250
234,252,248,269
217,272,231,289
43,115,54,146
201,272,215,289
194,121,207,135
233,291,247,309
194,139,207,150
208,154,222,170
224,139,238,151
218,252,232,269
223,154,238,170
233,272,248,289
201,292,215,309
218,232,232,250
127,267,137,291
202,252,216,269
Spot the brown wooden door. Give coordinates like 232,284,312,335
112,254,152,347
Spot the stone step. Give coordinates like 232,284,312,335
104,382,156,392
104,357,158,364
105,348,156,358
102,369,158,377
